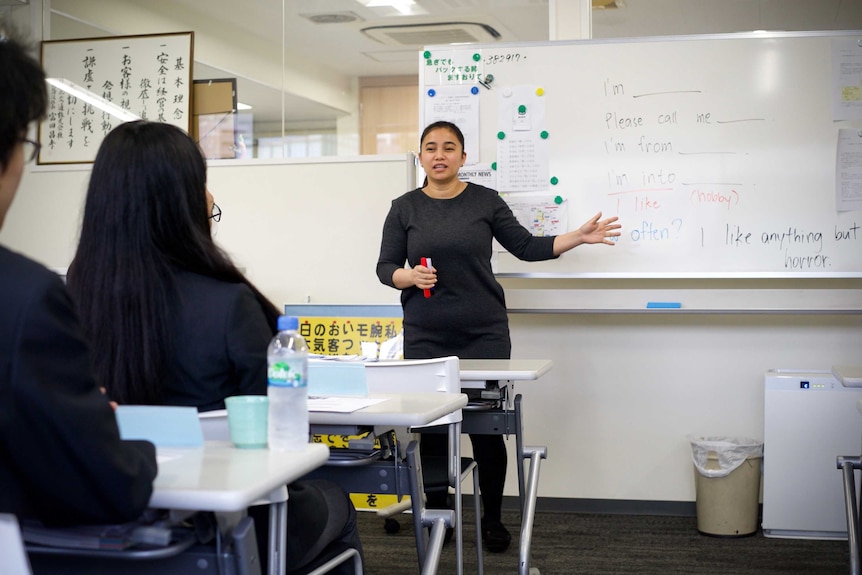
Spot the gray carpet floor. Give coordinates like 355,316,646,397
356,509,850,574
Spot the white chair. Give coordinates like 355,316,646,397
0,514,33,575
364,356,483,575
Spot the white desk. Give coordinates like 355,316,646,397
309,392,467,427
153,442,330,575
459,359,554,388
459,358,553,575
309,391,467,575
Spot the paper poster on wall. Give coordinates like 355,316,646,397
502,193,568,237
422,85,480,163
832,37,862,121
422,49,483,87
492,192,567,254
458,163,496,188
837,128,862,212
496,85,549,191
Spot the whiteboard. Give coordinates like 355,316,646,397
419,31,862,278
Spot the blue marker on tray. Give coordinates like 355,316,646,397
646,302,682,309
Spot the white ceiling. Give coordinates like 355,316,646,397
46,0,862,126
171,0,862,77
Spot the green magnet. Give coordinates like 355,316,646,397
491,162,497,170
518,105,526,114
550,177,559,186
540,131,549,139
423,50,431,58
473,53,481,61
554,195,563,204
497,131,505,140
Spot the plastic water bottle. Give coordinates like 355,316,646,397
267,315,309,451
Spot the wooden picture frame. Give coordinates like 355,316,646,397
39,31,194,164
193,78,238,160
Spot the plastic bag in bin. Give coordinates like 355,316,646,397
688,435,763,478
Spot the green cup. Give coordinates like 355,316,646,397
225,395,268,449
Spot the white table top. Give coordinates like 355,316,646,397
309,392,467,426
458,359,554,384
151,442,330,512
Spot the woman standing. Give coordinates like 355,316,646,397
376,120,621,552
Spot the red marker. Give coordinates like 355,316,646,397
421,257,433,298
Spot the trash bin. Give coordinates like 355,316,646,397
688,436,763,537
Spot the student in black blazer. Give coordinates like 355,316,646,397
67,120,363,575
0,31,157,526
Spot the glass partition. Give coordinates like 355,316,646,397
40,0,346,160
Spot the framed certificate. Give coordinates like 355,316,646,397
39,31,193,164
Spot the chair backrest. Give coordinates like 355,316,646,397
364,356,461,426
0,514,33,575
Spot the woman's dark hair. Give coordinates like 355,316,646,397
419,120,465,150
67,120,280,404
0,29,47,168
418,121,465,187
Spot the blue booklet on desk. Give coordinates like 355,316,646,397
115,405,204,447
308,360,368,396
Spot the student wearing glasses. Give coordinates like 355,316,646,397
68,121,277,410
0,30,157,526
66,120,363,574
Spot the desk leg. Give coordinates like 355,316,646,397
406,440,427,571
519,447,547,575
461,389,545,574
449,421,464,575
268,492,288,575
248,485,289,575
514,393,526,514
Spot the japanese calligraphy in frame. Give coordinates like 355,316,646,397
39,31,193,164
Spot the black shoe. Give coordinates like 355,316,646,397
482,520,511,553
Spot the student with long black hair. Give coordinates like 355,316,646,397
68,120,279,410
68,120,363,575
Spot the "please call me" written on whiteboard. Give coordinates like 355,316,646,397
419,31,862,278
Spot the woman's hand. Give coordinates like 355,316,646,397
411,262,437,291
553,211,622,255
579,212,622,245
391,263,437,291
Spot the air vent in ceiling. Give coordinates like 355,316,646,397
301,11,363,24
361,22,501,46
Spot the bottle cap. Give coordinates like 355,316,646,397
277,315,299,331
